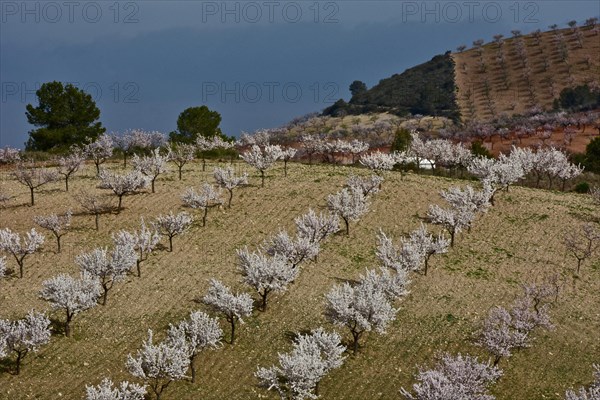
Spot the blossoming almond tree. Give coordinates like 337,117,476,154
0,228,44,278
237,247,298,311
256,328,346,399
202,279,253,344
98,169,148,213
56,149,85,191
126,330,189,400
113,218,161,277
213,166,248,208
13,162,58,206
85,378,146,400
240,144,282,187
39,273,101,337
152,212,193,252
131,148,170,193
0,310,51,375
181,184,223,227
33,210,72,253
166,311,222,383
327,187,370,236
76,245,137,305
400,353,502,400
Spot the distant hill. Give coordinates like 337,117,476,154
454,24,600,122
323,52,460,120
323,23,599,124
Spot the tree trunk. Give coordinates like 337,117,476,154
260,170,265,187
178,166,183,180
94,213,100,230
30,187,35,206
261,290,269,311
65,311,72,337
151,179,156,193
493,355,502,366
101,286,109,305
190,354,197,383
227,190,233,208
95,162,100,175
202,208,208,227
230,317,236,344
344,218,350,236
137,259,142,277
202,157,206,172
117,195,123,213
352,331,361,354
450,230,455,247
56,235,61,253
123,153,128,168
15,350,26,375
65,176,69,192
424,256,429,276
169,236,173,252
18,259,24,279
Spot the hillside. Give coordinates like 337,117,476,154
453,24,600,122
0,161,599,399
324,23,599,124
323,53,460,120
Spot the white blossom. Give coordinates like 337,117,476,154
152,211,193,252
0,310,51,375
196,135,234,171
238,247,299,311
0,146,21,164
240,144,282,187
213,165,248,208
113,218,160,277
13,162,58,206
325,268,406,353
327,187,370,235
359,151,396,173
400,353,502,400
131,148,170,193
83,135,114,174
126,329,190,400
256,328,346,400
263,230,320,269
202,279,253,344
347,175,384,197
0,228,44,278
85,378,147,400
76,246,137,305
295,209,339,244
40,273,101,337
168,143,196,180
181,184,223,226
98,169,148,212
0,257,6,280
166,311,222,383
565,364,600,400
280,147,297,176
477,306,530,366
57,149,85,191
34,210,72,253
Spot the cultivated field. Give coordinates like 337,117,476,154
0,160,598,399
454,25,600,122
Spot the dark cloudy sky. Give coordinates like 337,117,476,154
1,1,598,147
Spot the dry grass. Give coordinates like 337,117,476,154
0,160,598,400
453,25,600,122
